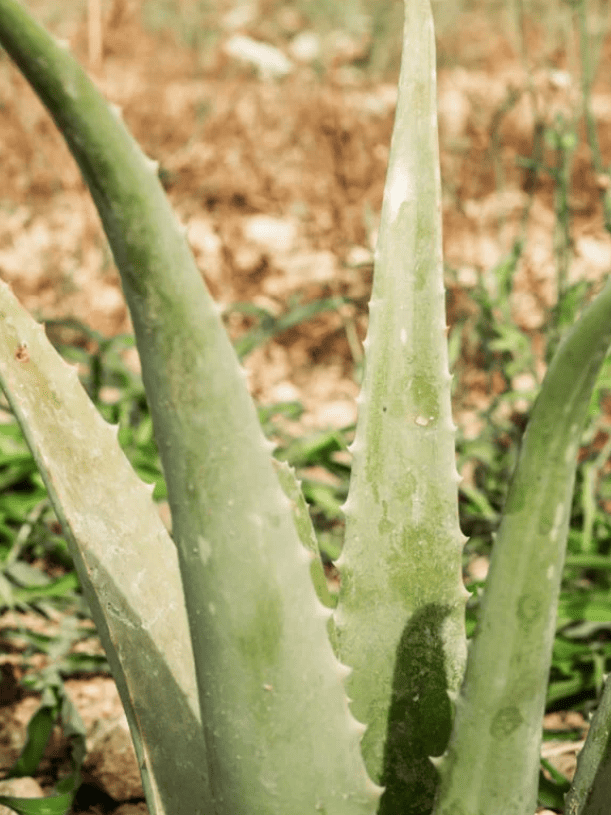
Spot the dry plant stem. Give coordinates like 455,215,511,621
333,1,467,812
0,2,380,813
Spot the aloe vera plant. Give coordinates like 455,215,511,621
0,1,611,814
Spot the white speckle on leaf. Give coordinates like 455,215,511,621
415,415,432,427
385,163,412,223
565,444,577,463
198,536,212,564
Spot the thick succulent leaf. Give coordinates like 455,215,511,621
0,280,210,815
434,278,611,815
332,1,468,812
0,2,381,812
564,671,611,815
272,458,335,609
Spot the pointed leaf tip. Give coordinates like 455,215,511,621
365,776,385,800
333,551,346,569
349,715,367,738
58,356,79,374
144,155,159,173
314,601,333,620
428,753,444,769
334,657,352,680
54,36,71,50
262,436,276,453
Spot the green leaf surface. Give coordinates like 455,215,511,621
0,791,73,815
538,761,570,811
0,281,209,815
0,2,381,812
332,2,468,813
5,703,55,780
557,591,611,627
272,458,335,609
434,277,611,815
5,572,79,605
565,670,611,815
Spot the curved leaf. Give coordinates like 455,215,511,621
434,278,611,815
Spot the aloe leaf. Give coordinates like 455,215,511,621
564,670,611,815
331,1,468,812
0,281,210,815
0,2,381,812
272,458,335,609
433,278,611,815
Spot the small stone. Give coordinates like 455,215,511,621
85,715,143,801
289,31,322,64
0,778,45,815
223,35,294,78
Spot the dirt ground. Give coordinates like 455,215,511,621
1,0,610,811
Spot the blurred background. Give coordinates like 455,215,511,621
1,1,611,812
